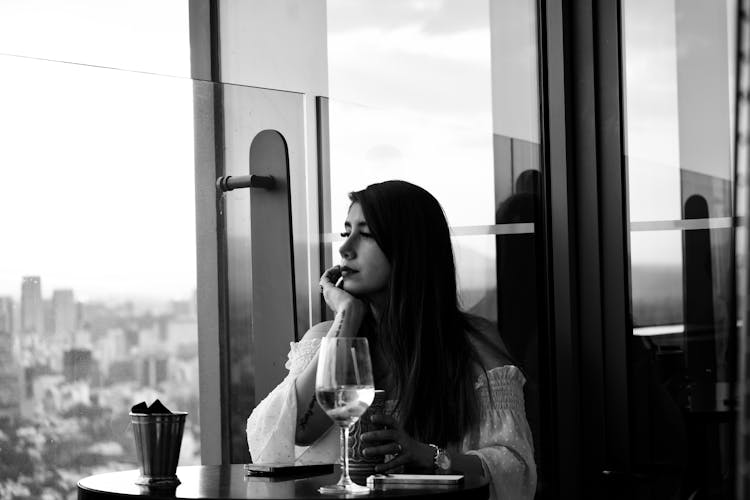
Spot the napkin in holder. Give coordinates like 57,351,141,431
129,399,188,487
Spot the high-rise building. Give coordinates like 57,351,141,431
52,289,76,338
0,297,13,334
43,298,54,336
20,276,43,334
63,349,93,382
139,354,168,388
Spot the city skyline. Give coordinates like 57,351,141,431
0,275,197,316
0,267,201,500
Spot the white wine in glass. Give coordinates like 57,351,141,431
315,337,375,494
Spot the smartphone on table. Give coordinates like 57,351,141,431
243,463,334,477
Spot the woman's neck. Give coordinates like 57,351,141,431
365,290,388,323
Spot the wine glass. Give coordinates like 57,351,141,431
315,337,375,494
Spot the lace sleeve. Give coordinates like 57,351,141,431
463,365,537,500
246,338,321,462
285,338,322,376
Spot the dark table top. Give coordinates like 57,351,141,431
77,464,489,500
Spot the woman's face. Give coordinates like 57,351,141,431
339,202,391,298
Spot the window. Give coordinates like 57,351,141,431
0,4,198,498
621,0,735,495
323,0,546,483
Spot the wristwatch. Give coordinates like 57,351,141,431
428,444,452,473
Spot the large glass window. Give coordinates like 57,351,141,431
326,0,537,319
0,5,198,498
622,0,735,497
324,0,546,489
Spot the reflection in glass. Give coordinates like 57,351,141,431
0,55,199,499
735,0,750,493
622,0,735,496
630,231,683,329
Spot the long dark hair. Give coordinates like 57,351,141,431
350,180,482,446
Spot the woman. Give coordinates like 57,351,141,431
247,180,536,500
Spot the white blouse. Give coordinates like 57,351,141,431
246,337,537,500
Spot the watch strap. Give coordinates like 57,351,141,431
427,443,451,472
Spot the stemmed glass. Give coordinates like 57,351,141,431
315,337,375,494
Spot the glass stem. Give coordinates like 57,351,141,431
338,424,353,487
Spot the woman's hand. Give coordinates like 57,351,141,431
319,265,364,316
360,414,436,473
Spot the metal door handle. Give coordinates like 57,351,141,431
216,175,276,192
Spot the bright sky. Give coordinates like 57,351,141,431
0,0,736,302
0,56,197,302
326,0,495,228
324,0,497,309
0,0,194,302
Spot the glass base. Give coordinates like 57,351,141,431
318,482,371,495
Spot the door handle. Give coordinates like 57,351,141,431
216,175,276,192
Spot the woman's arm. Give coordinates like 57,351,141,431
294,267,368,445
360,415,485,475
445,453,484,476
361,367,537,500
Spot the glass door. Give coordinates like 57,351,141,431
621,0,737,497
194,82,307,463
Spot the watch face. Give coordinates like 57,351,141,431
436,450,451,470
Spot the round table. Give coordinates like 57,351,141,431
77,464,489,500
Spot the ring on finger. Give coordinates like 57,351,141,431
394,443,403,454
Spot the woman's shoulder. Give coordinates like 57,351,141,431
478,365,527,387
300,320,334,342
464,315,514,371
